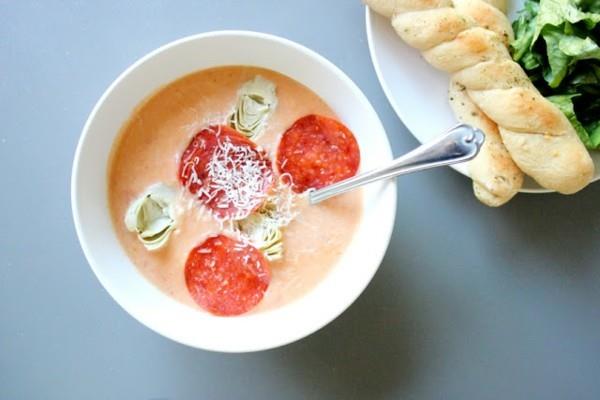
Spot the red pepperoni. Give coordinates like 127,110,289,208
276,115,360,193
185,235,271,316
179,125,274,220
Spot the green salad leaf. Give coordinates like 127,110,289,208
512,0,540,61
542,25,572,86
533,0,600,44
511,0,600,150
547,94,591,144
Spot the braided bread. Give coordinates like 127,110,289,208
366,0,594,202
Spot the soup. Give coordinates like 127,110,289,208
108,66,362,315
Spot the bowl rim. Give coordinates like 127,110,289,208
71,30,397,352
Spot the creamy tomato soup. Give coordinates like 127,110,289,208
108,66,362,315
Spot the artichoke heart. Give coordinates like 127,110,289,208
124,183,177,251
229,76,277,139
236,202,284,261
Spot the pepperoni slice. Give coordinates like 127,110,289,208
179,125,274,220
276,115,360,193
185,235,271,316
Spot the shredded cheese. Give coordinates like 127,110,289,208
191,136,273,220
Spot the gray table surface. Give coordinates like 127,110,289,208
2,1,600,399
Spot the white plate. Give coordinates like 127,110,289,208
72,31,396,352
365,2,600,193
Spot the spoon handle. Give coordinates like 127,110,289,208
308,123,485,205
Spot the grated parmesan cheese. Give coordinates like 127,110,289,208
202,137,273,220
180,128,274,221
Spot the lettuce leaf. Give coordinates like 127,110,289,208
547,94,591,145
533,0,600,43
511,0,540,61
511,0,600,150
548,94,600,149
585,120,600,148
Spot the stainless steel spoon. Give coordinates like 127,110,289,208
308,123,485,204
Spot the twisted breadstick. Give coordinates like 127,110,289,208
367,0,594,201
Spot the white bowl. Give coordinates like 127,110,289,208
71,31,397,352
